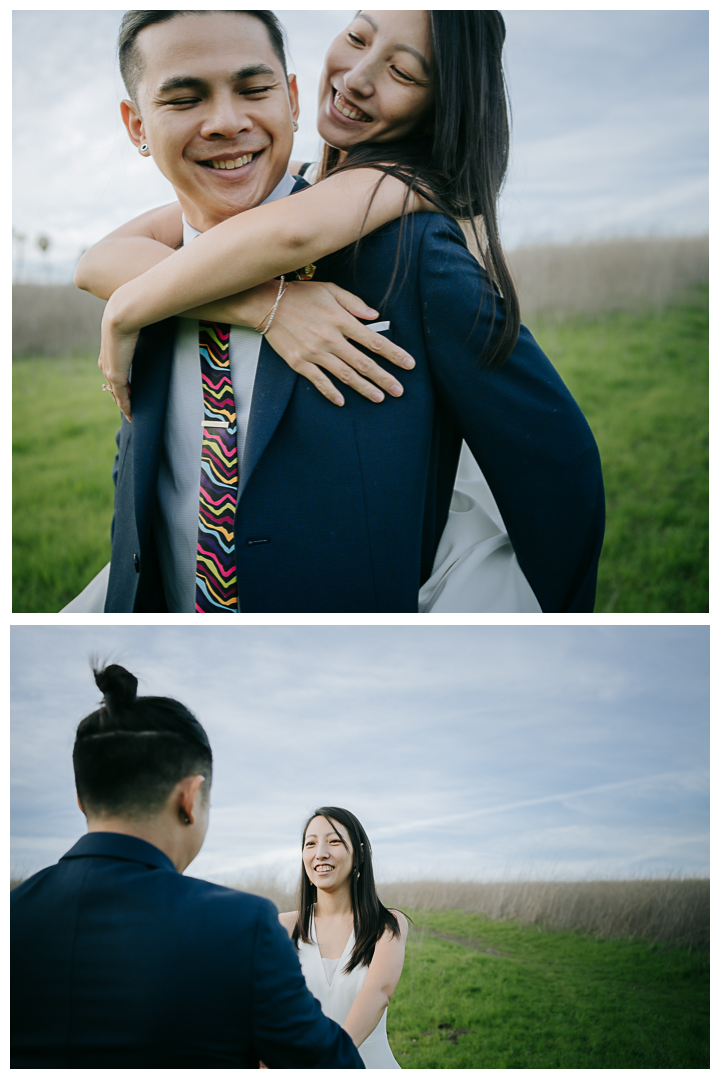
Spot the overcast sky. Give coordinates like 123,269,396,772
12,8,708,281
11,625,709,886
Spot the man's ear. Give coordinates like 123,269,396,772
177,775,206,826
286,74,300,126
121,99,146,150
76,793,86,817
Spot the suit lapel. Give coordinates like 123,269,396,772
130,318,176,545
238,175,309,497
239,337,297,496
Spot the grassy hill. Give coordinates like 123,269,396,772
536,286,708,612
387,909,708,1068
12,286,707,612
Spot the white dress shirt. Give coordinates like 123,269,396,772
153,172,296,612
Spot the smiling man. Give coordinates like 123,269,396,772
119,11,298,229
103,11,308,613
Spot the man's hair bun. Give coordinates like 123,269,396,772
75,661,212,817
93,664,138,713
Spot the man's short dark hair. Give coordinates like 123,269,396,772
73,664,213,818
118,10,288,105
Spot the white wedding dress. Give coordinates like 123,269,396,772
418,442,541,612
297,914,400,1069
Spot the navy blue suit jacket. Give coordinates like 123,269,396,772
11,833,364,1069
105,205,604,613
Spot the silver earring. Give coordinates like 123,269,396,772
183,815,191,824
139,143,149,155
292,121,298,132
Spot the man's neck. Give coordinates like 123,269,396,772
182,170,295,235
86,816,188,873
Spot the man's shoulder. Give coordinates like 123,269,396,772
10,866,54,905
369,209,465,246
314,210,474,304
180,876,274,902
175,881,285,953
12,862,277,922
179,877,279,920
320,211,466,274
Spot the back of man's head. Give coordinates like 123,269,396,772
118,9,288,106
73,664,213,819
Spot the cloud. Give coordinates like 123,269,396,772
11,626,709,882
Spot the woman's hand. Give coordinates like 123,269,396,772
97,276,417,423
98,301,141,421
264,280,415,406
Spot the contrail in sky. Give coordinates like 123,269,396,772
372,771,707,838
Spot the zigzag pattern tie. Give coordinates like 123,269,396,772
195,321,238,612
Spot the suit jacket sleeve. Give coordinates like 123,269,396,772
249,901,364,1069
417,216,605,613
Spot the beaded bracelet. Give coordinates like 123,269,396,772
255,276,288,335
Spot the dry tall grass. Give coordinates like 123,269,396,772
508,235,708,321
227,876,709,951
12,871,708,949
11,236,708,357
12,285,106,358
230,877,297,913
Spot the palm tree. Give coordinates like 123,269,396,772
12,228,27,283
37,234,51,282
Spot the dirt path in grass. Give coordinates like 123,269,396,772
411,926,511,957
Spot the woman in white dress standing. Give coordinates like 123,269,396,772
278,807,407,1069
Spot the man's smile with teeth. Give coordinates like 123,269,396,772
202,152,258,170
333,90,372,122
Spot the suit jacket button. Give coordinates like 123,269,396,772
133,553,140,573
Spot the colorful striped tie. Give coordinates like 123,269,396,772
195,321,238,612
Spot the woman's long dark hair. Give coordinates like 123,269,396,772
320,11,519,367
292,806,402,974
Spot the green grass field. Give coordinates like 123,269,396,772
388,910,709,1069
13,355,120,613
534,286,708,612
12,287,708,611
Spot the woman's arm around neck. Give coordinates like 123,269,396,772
104,169,436,336
74,202,184,300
